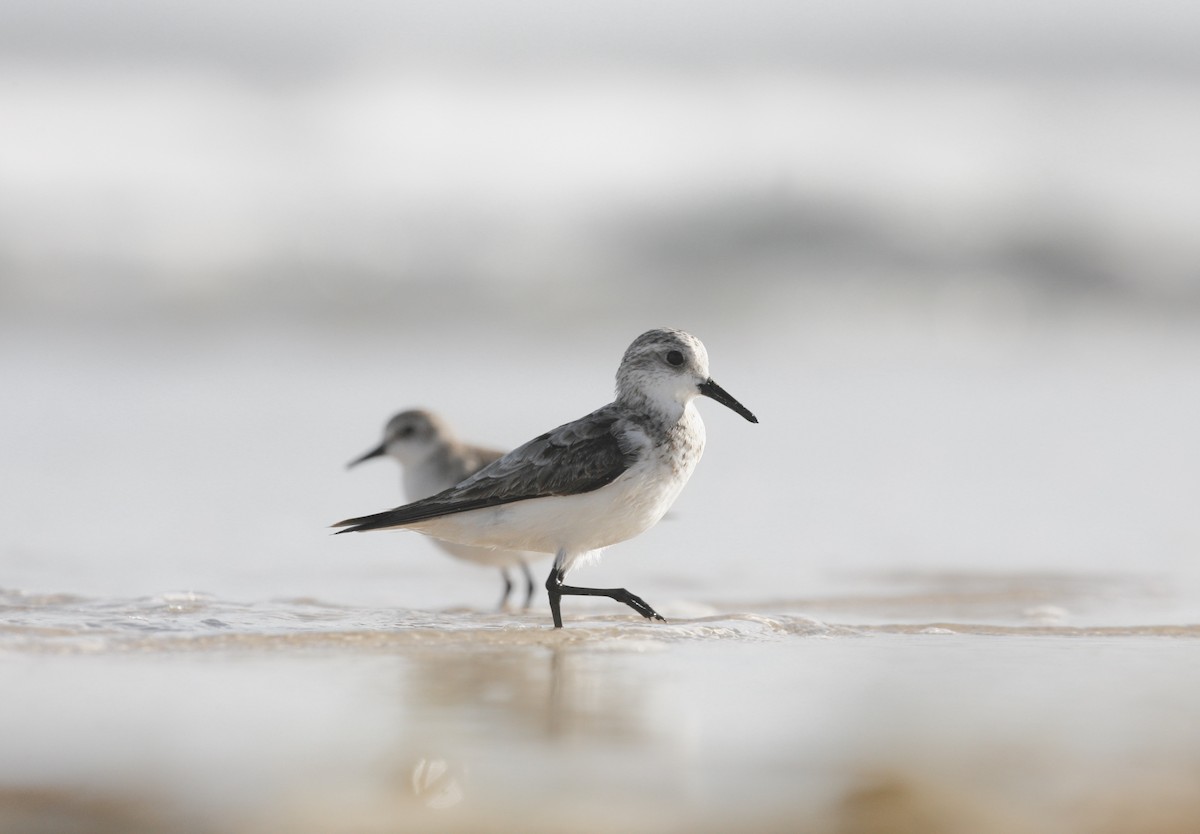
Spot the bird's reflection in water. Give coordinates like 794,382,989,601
391,641,675,809
400,643,662,741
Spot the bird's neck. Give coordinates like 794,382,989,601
617,389,693,430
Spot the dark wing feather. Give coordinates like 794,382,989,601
333,406,635,534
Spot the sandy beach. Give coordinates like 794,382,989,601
5,3,1200,828
5,572,1200,834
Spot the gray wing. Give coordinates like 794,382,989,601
333,405,635,533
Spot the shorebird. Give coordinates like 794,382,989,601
335,328,758,627
347,410,542,607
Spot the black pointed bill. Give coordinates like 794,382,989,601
698,378,758,423
347,442,387,469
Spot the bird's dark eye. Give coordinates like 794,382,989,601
397,426,415,439
666,350,684,367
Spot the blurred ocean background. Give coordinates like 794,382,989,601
3,2,1200,832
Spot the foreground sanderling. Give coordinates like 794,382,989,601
347,409,544,607
335,328,758,627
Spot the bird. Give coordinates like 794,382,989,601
346,409,543,607
334,328,758,628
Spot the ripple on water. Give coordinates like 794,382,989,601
3,588,1200,654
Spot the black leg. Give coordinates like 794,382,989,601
546,567,564,628
544,566,665,628
518,561,535,609
498,568,513,609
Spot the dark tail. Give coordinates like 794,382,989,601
332,494,514,534
330,512,396,534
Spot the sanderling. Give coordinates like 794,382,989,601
347,409,544,607
335,328,758,628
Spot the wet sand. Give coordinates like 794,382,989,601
4,573,1200,834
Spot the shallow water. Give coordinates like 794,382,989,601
4,572,1200,834
1,568,1197,653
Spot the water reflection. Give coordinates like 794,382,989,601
398,642,662,744
387,641,677,816
6,622,1200,833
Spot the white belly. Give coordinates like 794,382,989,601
410,451,694,558
405,459,537,568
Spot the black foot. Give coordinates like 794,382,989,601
544,567,665,628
